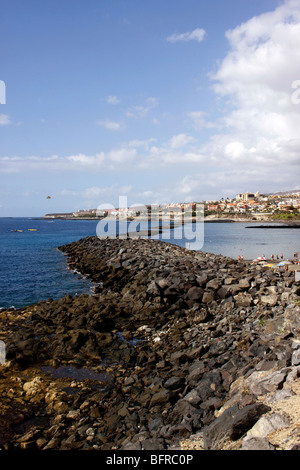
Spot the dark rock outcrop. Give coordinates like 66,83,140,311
0,236,299,450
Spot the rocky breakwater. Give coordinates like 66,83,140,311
0,236,300,450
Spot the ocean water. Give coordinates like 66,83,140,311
199,222,299,260
0,218,99,309
0,217,299,309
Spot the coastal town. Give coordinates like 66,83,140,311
44,189,300,220
204,190,300,219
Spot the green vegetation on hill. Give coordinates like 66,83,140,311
272,209,300,221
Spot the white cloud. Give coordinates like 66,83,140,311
0,114,11,125
126,97,158,118
204,0,300,175
169,133,195,149
97,120,125,131
187,111,216,130
167,28,206,43
139,190,155,198
106,95,120,105
58,185,135,212
60,184,132,199
178,175,200,194
224,142,245,160
66,153,105,166
0,154,62,173
211,0,300,108
64,148,137,167
128,138,157,149
107,147,137,163
0,148,137,173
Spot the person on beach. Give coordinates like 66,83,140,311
281,253,283,259
271,254,274,261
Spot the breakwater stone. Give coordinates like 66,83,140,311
0,236,300,450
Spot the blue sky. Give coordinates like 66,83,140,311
1,0,300,216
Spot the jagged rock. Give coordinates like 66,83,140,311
229,403,271,440
187,365,205,385
1,236,299,451
150,390,172,407
283,305,300,336
23,377,43,396
187,286,204,301
234,293,253,307
147,281,161,296
164,377,185,390
239,278,251,289
202,291,215,303
244,412,290,440
196,274,209,287
241,436,276,450
203,404,240,450
292,349,300,366
206,279,219,290
183,390,201,407
248,369,290,396
260,294,278,306
141,438,165,450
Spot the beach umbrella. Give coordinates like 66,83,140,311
276,261,292,267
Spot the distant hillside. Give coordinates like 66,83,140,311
267,189,300,196
44,212,74,218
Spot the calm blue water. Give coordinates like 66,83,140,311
0,218,100,309
0,217,299,309
169,221,299,260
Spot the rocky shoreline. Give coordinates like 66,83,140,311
0,236,300,450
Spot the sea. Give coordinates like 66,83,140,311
0,217,299,309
